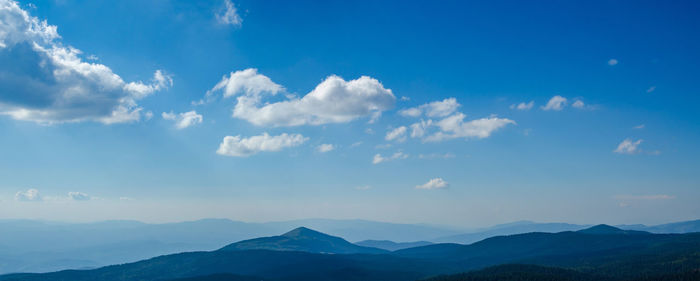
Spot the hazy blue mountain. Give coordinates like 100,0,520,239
577,224,650,235
355,240,433,251
263,218,464,242
1,219,698,275
433,221,589,244
2,225,699,281
617,219,700,233
219,227,387,254
0,218,458,274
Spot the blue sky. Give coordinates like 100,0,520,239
0,0,698,227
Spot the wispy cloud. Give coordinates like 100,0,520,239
416,178,449,190
373,151,408,164
385,126,407,142
646,86,656,93
162,111,203,129
541,95,567,111
614,138,643,154
608,58,618,66
510,101,534,111
216,0,242,27
317,144,335,153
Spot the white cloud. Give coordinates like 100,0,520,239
421,113,515,142
317,143,335,153
399,98,460,118
207,70,396,127
162,110,203,129
385,126,407,142
68,191,91,201
0,1,170,124
608,58,618,66
541,95,567,111
646,86,656,93
633,124,645,129
372,151,408,164
614,138,643,154
207,68,283,100
572,100,585,109
15,188,41,201
350,141,363,147
119,196,135,201
216,0,242,27
217,132,308,157
400,96,410,101
415,178,448,190
510,101,534,111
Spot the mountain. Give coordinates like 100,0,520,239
577,224,649,235
617,219,700,234
265,218,463,242
219,227,387,254
3,225,699,281
355,240,433,251
0,218,458,274
434,221,588,244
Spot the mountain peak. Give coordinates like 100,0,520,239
282,227,325,238
219,227,387,254
578,224,648,235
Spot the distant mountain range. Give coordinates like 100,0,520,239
355,240,433,251
1,224,698,281
0,218,697,275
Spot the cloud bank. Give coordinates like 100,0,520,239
0,0,170,124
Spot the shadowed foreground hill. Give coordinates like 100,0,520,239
1,225,699,281
219,227,387,254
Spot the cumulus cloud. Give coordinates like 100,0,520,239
15,188,41,201
614,138,643,154
397,99,515,143
420,113,515,142
415,178,448,190
68,191,91,201
162,110,203,129
372,151,408,164
541,95,567,111
510,101,534,111
385,126,407,142
216,0,242,27
0,1,170,124
572,100,585,109
399,98,460,118
317,143,335,153
206,68,283,100
217,132,308,157
207,69,395,127
608,59,618,66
